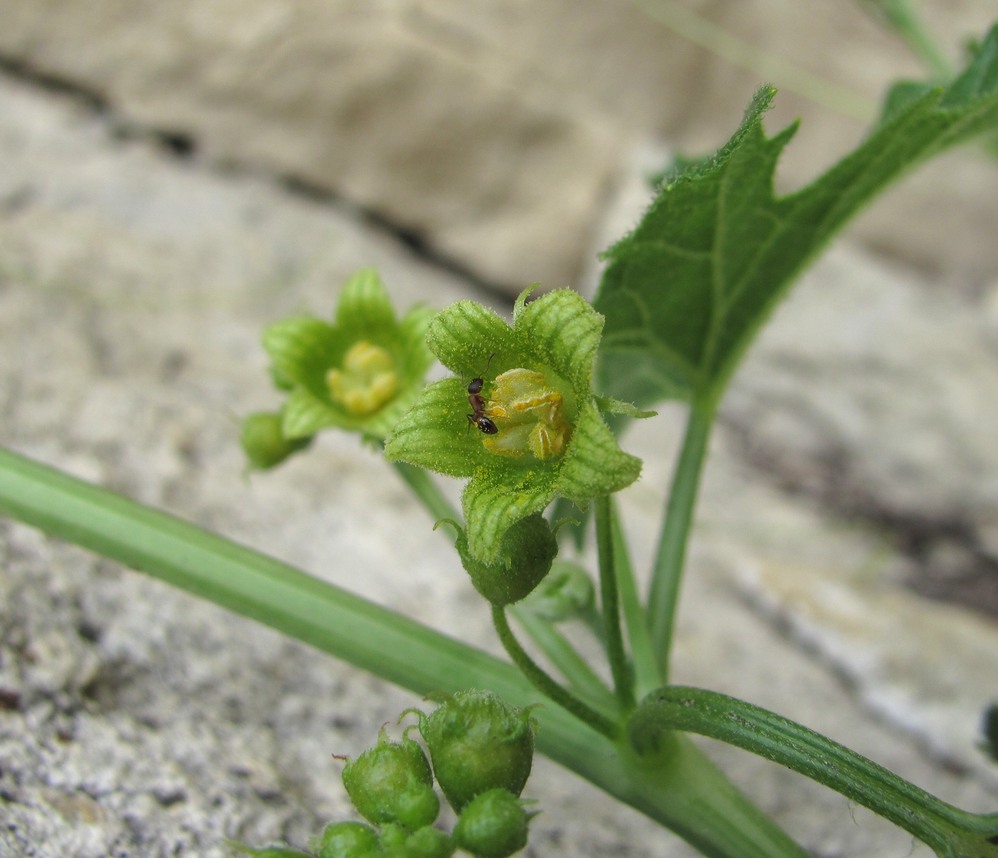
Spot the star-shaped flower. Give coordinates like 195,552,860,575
258,269,434,447
385,288,641,562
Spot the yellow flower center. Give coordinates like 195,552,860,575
480,368,571,460
326,341,399,416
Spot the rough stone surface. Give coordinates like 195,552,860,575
1,1,997,288
1,36,997,858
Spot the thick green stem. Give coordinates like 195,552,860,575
647,402,715,680
0,446,806,858
595,495,635,709
630,687,998,857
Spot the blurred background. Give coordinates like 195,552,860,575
2,4,997,856
3,0,997,292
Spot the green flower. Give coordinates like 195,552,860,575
385,288,641,562
261,268,434,443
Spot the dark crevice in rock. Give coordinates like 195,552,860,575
0,53,509,297
280,173,512,298
0,54,108,111
722,419,998,621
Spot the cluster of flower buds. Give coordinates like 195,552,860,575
231,691,537,858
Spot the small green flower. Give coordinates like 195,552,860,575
261,269,434,443
385,288,641,562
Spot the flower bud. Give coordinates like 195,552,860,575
416,690,534,812
341,733,439,830
240,411,312,470
314,821,381,858
452,789,532,858
455,514,557,606
397,826,454,858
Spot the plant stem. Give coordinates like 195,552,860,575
491,605,620,740
876,0,953,80
629,686,998,857
610,501,660,701
629,0,875,120
647,402,715,680
508,606,618,716
595,495,635,709
390,459,458,523
0,446,807,858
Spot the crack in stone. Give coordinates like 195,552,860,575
720,415,998,621
0,52,510,298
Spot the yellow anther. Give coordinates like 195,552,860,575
481,368,570,460
326,341,399,415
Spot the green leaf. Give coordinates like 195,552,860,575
594,23,998,408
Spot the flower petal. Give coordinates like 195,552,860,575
282,387,344,438
513,290,603,391
427,301,516,376
462,464,558,562
384,379,483,477
335,268,397,335
554,401,642,503
397,305,436,379
263,317,340,388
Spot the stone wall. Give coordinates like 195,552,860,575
3,1,997,288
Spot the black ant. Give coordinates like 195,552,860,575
466,354,498,435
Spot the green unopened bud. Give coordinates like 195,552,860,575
454,513,557,606
314,821,381,858
452,789,533,858
342,732,439,830
402,827,454,858
377,823,407,855
240,411,313,470
415,690,534,813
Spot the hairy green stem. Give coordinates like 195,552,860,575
0,446,808,857
508,605,618,717
595,495,635,709
491,605,620,740
630,686,998,857
647,402,714,680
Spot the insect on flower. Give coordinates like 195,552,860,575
467,354,499,435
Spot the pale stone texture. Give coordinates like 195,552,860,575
1,38,997,858
1,1,997,288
